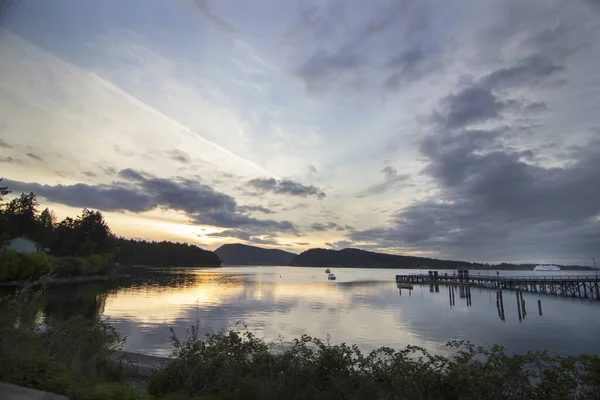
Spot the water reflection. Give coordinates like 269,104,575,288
32,267,600,357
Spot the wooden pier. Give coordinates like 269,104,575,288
396,271,600,300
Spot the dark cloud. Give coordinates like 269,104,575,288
357,166,409,198
479,55,564,90
248,178,326,199
0,138,12,148
167,149,191,164
350,130,600,261
311,222,354,232
308,165,317,173
4,170,296,232
3,180,155,212
237,205,274,214
118,168,147,182
81,171,97,178
26,152,44,162
432,87,510,129
294,242,310,246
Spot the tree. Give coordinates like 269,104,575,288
4,192,39,238
0,178,9,202
0,178,10,240
36,208,57,246
51,209,114,256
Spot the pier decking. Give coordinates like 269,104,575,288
396,271,600,300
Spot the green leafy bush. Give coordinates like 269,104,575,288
0,251,53,281
148,324,600,400
53,256,87,277
86,254,113,275
0,282,146,400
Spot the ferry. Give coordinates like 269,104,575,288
534,265,560,271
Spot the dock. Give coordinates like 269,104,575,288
396,270,600,300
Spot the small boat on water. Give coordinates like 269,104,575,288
327,273,337,280
534,265,561,271
325,268,331,273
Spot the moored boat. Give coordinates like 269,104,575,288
327,273,336,280
325,268,331,273
534,265,560,271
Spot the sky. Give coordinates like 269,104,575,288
0,0,599,265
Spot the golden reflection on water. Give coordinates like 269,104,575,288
101,268,435,354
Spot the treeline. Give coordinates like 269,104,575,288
291,248,592,270
0,180,220,281
292,248,478,269
114,238,220,267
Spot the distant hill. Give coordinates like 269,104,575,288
215,243,297,266
291,248,477,269
290,248,593,270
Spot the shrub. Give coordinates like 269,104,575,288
86,254,113,276
0,251,53,281
148,325,600,400
0,281,147,400
53,256,87,277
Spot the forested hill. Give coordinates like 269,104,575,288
291,248,478,269
114,238,221,267
215,243,296,266
290,248,593,270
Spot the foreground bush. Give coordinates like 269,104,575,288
0,282,147,400
0,251,53,281
149,324,600,400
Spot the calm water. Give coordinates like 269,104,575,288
40,266,600,357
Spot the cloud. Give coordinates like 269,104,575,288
237,205,274,214
479,55,564,90
118,168,147,182
0,138,12,148
350,130,600,261
432,86,511,129
26,152,44,162
357,166,409,198
383,47,441,91
81,171,97,178
325,240,354,250
4,169,296,232
248,178,326,199
3,180,156,212
193,0,239,35
311,222,353,232
206,229,280,245
167,149,191,164
295,50,364,94
0,156,21,164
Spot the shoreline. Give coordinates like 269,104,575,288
0,273,131,287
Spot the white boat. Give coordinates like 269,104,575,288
534,265,561,271
327,273,336,280
325,268,331,273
